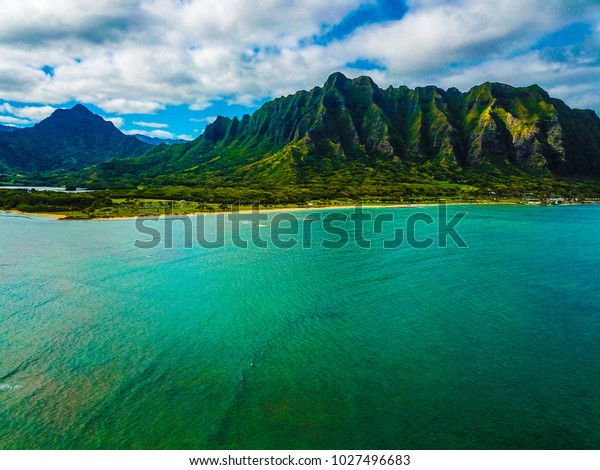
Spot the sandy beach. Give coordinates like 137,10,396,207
1,209,67,220
83,201,521,221
0,201,531,221
6,201,592,221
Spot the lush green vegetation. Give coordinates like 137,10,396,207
1,73,599,216
49,73,598,197
2,169,599,219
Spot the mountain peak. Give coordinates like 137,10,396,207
0,103,149,172
70,103,93,114
45,104,98,123
323,71,350,90
354,75,377,86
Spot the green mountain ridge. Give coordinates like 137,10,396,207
0,104,150,172
85,73,600,194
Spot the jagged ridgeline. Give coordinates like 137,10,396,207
92,72,600,188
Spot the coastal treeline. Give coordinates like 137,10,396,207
0,189,112,215
1,171,600,218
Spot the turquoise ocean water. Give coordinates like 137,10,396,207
0,205,599,449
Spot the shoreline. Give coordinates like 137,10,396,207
1,201,515,221
3,200,596,221
1,209,67,220
75,201,519,221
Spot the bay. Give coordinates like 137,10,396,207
1,205,599,449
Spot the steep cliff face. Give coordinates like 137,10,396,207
459,83,569,173
97,72,600,186
550,101,600,176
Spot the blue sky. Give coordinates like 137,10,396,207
0,0,598,140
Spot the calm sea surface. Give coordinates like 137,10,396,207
1,205,599,449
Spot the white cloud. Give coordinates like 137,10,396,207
190,116,217,124
0,115,31,125
126,128,192,140
0,0,139,44
0,0,598,122
133,121,169,128
98,98,165,114
189,97,212,111
0,0,363,108
434,51,600,111
301,0,596,82
0,103,57,121
104,116,125,128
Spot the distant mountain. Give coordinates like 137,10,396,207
0,124,15,133
0,104,150,172
133,134,189,146
87,72,600,190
